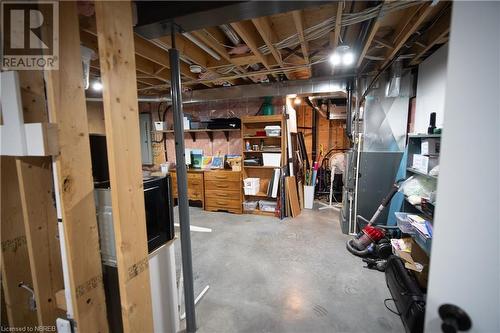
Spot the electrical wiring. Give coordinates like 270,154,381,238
202,29,238,49
257,1,420,55
384,298,401,316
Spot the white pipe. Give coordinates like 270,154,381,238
182,32,221,61
352,133,362,235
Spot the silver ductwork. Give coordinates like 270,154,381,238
86,76,348,104
219,24,241,45
184,76,347,102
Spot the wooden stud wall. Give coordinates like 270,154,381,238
94,2,154,332
45,2,109,331
1,157,37,327
13,69,65,326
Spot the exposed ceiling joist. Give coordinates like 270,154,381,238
380,3,434,68
291,10,309,65
230,21,271,70
373,37,394,50
356,2,386,68
251,16,293,79
333,1,343,51
79,20,213,87
230,20,277,79
190,29,260,83
409,9,451,65
330,1,344,76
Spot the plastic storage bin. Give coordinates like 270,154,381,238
264,125,281,137
304,185,315,209
259,200,277,212
243,200,258,211
394,212,415,234
262,153,281,167
243,178,260,195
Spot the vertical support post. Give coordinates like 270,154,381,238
169,26,197,333
94,2,154,332
44,2,109,331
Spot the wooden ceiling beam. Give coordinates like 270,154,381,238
291,10,309,65
332,1,343,51
251,16,293,79
380,2,434,68
409,9,451,66
230,21,272,71
329,1,344,76
373,37,394,50
81,30,209,87
357,2,386,68
79,19,211,86
189,29,259,83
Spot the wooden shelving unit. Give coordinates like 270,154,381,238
154,128,240,142
401,133,441,256
241,115,286,216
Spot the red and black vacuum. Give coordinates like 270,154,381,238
346,182,402,259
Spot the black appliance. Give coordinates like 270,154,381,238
90,134,175,252
385,255,426,333
143,175,175,252
206,117,241,129
89,134,110,187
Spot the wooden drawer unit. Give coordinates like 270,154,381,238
170,170,204,208
204,171,241,182
204,171,242,214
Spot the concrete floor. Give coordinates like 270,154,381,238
174,203,404,333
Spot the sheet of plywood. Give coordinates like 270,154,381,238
44,2,109,331
95,1,154,332
286,176,301,217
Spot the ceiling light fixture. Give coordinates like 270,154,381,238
329,45,355,68
92,81,103,91
189,64,202,74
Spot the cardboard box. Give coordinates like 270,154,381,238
412,154,439,174
410,239,429,289
392,238,429,290
421,138,440,156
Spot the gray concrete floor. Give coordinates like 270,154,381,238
174,203,404,333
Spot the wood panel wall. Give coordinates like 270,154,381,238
296,104,349,160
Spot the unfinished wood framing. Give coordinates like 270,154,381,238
251,17,287,71
230,21,276,79
11,69,64,327
291,11,309,65
95,1,154,332
409,9,451,66
44,2,109,331
1,157,37,327
190,29,260,82
356,2,386,68
16,157,65,326
380,3,434,69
